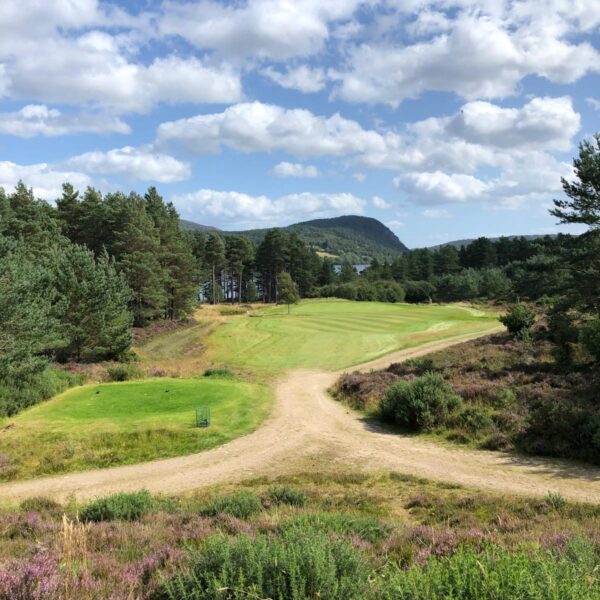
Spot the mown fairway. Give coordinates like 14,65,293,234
0,377,270,480
207,299,499,371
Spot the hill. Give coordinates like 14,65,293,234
179,219,220,233
181,215,408,262
427,234,558,250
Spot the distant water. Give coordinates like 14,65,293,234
333,264,369,274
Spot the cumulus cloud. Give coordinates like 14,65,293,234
395,171,490,204
159,0,363,60
0,3,241,113
371,195,390,209
0,161,91,201
262,65,326,93
272,162,319,177
587,97,600,111
171,188,366,229
156,101,392,157
62,146,191,183
334,12,600,106
0,105,131,137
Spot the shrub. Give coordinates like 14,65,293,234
380,373,462,431
378,543,600,599
154,529,367,600
266,486,307,507
80,490,155,522
499,304,536,339
200,491,263,519
19,496,61,512
280,512,390,543
453,405,494,435
581,317,600,363
202,367,234,379
106,363,143,382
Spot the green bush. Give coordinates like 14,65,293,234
280,512,390,543
80,490,155,522
266,486,307,507
499,303,536,339
581,317,600,362
153,529,367,600
453,405,494,435
378,542,600,599
106,363,143,382
202,367,234,379
380,373,462,431
200,491,263,519
19,496,61,512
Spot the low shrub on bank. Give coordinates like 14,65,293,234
199,491,263,519
106,363,143,382
379,373,462,431
80,490,155,522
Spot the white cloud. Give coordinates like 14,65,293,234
586,97,600,111
156,101,392,157
423,208,451,219
159,0,363,60
0,161,91,201
352,172,367,182
0,2,241,113
171,188,366,229
372,195,390,209
262,65,326,93
272,162,319,177
334,13,600,106
0,104,131,137
62,146,190,183
395,171,491,204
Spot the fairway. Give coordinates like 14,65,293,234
207,299,499,371
0,377,270,481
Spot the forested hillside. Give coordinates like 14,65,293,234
182,215,409,262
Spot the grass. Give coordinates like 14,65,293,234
0,377,271,480
206,299,499,372
1,471,599,598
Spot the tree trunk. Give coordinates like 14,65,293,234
212,264,216,305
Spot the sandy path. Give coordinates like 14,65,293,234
2,328,600,504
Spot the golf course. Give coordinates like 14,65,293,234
0,300,497,481
206,299,499,371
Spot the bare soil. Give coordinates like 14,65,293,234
2,328,600,504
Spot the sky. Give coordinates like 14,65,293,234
0,0,598,248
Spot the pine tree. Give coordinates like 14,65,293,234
204,233,225,305
56,183,83,244
277,272,299,314
113,195,167,325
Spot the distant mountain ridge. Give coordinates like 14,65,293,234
180,215,408,262
427,234,560,250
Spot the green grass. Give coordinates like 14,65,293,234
0,377,270,480
207,299,499,372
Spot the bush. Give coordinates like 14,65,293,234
154,529,367,600
266,486,307,507
379,542,599,599
200,491,263,519
106,363,143,382
499,304,536,339
453,405,494,435
581,317,600,363
80,490,155,522
19,496,61,512
380,373,462,431
280,512,390,543
203,367,234,379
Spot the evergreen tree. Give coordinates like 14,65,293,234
339,260,357,283
204,233,225,305
56,183,83,244
277,272,299,314
113,195,167,325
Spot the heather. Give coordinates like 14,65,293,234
334,332,600,464
1,473,599,599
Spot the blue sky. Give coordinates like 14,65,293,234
0,1,598,247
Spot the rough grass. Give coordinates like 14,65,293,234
1,472,599,599
0,377,271,480
206,299,499,372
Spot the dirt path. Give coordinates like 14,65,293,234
2,328,600,504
